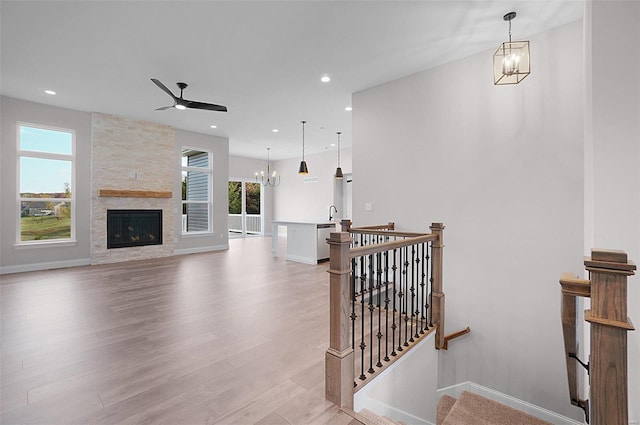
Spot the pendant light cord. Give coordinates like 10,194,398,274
301,120,306,161
337,132,341,167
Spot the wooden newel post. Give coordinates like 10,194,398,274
325,232,354,408
584,249,635,425
429,222,445,349
341,219,352,233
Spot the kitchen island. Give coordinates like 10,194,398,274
271,220,338,264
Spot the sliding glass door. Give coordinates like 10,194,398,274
228,179,263,236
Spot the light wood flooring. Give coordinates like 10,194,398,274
1,237,360,425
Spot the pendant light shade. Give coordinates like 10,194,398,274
493,12,530,85
335,131,343,179
298,120,309,175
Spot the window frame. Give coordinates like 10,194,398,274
181,146,213,235
16,122,77,246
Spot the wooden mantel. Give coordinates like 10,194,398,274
98,189,172,198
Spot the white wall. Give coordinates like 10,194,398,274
0,97,92,273
273,147,352,222
229,155,275,235
174,129,229,254
584,1,640,420
352,21,584,421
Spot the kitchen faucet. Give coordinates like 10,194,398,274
329,205,338,221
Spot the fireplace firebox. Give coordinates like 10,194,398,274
107,209,163,249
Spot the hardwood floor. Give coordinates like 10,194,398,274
1,237,359,425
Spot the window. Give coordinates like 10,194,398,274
182,148,212,234
17,124,75,243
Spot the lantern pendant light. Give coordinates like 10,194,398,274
335,132,343,179
493,11,530,85
298,120,309,174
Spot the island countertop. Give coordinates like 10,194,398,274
271,219,337,226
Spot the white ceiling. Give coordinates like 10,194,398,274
1,1,583,161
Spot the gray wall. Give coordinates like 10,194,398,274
584,1,640,418
352,21,584,420
0,97,230,272
1,97,92,273
174,129,229,254
273,147,352,222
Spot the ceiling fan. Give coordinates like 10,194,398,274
151,78,227,112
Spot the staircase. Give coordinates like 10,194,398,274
436,391,552,425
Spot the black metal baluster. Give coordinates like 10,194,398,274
420,242,426,333
351,257,357,388
351,259,357,348
429,241,434,328
403,246,410,347
360,243,366,296
391,248,398,357
383,249,390,362
410,244,416,342
425,241,430,330
368,254,375,374
398,246,404,352
376,252,383,368
359,255,367,381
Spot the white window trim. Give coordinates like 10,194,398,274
16,122,76,246
181,146,213,236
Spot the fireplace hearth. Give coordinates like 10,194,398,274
107,209,162,249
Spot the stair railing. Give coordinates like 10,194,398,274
325,222,451,409
560,249,636,425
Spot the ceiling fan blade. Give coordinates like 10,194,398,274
155,105,174,111
184,100,228,112
151,78,177,100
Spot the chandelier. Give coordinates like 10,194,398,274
493,12,530,85
256,147,280,187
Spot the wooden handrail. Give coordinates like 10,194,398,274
560,249,635,425
442,326,471,350
349,234,437,258
559,273,590,421
350,222,395,231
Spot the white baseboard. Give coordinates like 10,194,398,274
0,258,91,275
1,245,230,275
173,244,229,256
436,382,583,425
285,254,317,264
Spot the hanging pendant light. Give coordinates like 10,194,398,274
335,131,343,180
493,12,530,85
255,147,280,187
298,120,309,174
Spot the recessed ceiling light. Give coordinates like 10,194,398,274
175,104,187,110
210,125,217,129
320,75,331,83
345,106,352,111
45,90,56,95
272,129,279,133
330,143,336,147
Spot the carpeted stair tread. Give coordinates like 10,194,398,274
441,391,552,425
436,394,457,425
357,408,405,425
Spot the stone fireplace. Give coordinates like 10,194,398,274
91,113,175,264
